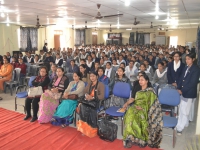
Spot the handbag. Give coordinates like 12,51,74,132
97,118,118,142
78,82,99,108
68,94,78,100
28,86,43,97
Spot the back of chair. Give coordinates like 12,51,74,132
104,84,109,99
28,76,36,87
11,70,16,81
113,82,130,99
66,73,73,82
15,68,21,82
158,88,180,106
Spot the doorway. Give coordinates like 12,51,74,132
169,36,178,48
54,35,60,50
92,34,98,45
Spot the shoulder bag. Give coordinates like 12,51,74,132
28,86,43,97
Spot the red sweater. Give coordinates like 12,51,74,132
11,62,19,69
16,63,27,75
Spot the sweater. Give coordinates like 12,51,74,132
64,80,85,97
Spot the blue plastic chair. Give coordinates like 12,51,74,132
15,76,36,113
105,82,131,135
158,88,180,148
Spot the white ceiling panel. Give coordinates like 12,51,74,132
0,0,199,29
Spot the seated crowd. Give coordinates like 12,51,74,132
0,44,199,148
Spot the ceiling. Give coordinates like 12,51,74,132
0,0,200,30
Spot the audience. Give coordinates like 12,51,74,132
1,43,199,143
23,66,50,122
97,67,109,85
38,67,69,123
68,60,79,73
0,58,13,92
176,53,200,135
52,72,85,127
123,74,162,148
167,52,185,87
77,71,105,137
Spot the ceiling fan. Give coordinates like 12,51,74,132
109,24,112,32
81,4,123,20
150,22,153,28
133,18,140,25
36,15,56,29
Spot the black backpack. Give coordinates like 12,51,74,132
97,118,118,142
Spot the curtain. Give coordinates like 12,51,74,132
30,28,38,50
20,27,38,51
75,29,85,46
144,34,150,45
20,27,28,51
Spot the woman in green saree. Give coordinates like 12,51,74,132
123,74,163,148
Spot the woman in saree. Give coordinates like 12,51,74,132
51,71,85,127
123,74,163,148
77,71,105,138
38,67,69,123
0,58,13,91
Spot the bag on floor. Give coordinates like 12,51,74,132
97,118,118,142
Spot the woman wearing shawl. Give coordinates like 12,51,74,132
38,67,69,123
77,71,105,138
123,74,163,148
51,72,85,127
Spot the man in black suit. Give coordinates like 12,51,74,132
43,43,48,52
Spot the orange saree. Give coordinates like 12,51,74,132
0,64,13,91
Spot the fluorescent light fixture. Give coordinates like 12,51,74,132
1,12,5,17
148,12,165,15
155,15,159,19
17,16,20,22
126,29,132,30
125,0,130,6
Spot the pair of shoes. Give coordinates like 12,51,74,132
30,117,38,122
177,130,182,135
23,115,31,120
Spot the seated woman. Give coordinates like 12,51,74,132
0,58,13,92
77,71,105,138
135,64,152,81
38,67,69,123
97,67,109,85
51,72,85,127
49,64,57,80
23,66,50,122
115,67,132,90
152,62,168,92
123,74,163,148
79,64,90,83
55,53,63,67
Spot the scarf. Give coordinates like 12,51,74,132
34,75,48,91
173,60,181,72
70,82,79,92
156,69,167,78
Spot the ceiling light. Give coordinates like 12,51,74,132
126,29,132,30
125,0,130,6
1,12,5,17
155,15,159,19
6,23,9,26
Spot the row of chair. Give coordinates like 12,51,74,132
14,77,180,148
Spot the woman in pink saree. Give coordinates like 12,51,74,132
38,67,69,123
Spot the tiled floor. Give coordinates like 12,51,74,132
0,91,198,150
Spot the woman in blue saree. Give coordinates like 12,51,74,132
51,72,85,127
